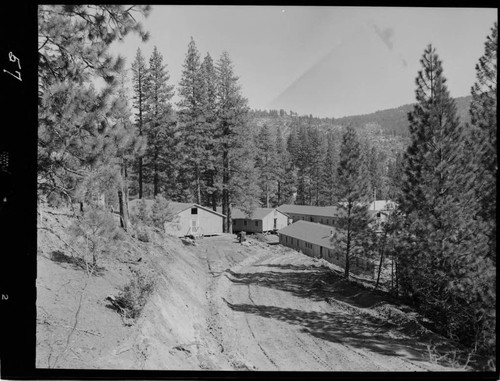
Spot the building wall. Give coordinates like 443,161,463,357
262,211,289,232
288,213,337,226
165,207,223,237
278,233,375,278
233,211,289,233
233,218,263,233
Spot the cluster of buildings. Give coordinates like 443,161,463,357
128,198,396,278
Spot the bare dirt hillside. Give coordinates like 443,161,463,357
37,207,468,371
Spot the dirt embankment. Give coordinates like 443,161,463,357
37,207,469,371
37,207,211,369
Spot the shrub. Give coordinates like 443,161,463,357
114,267,156,323
150,195,176,231
131,198,150,225
68,205,124,273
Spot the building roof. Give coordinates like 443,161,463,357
216,207,288,220
278,220,336,248
233,207,288,220
129,199,226,217
277,204,340,218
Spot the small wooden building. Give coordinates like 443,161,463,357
278,220,375,278
277,204,341,227
128,199,225,238
231,207,289,234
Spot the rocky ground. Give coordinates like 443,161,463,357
36,206,471,371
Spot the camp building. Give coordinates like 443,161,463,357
128,199,225,238
278,220,375,278
278,204,340,226
231,207,289,234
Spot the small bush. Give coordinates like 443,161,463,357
114,267,156,323
68,205,124,273
134,224,151,242
150,195,176,231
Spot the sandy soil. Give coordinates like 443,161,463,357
181,235,453,371
37,208,462,371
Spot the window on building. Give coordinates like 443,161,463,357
191,207,198,214
327,219,329,225
321,219,323,224
255,221,258,226
244,220,247,226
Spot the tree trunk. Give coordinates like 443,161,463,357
266,183,269,208
345,231,350,279
277,180,281,206
196,167,201,205
395,260,399,296
138,157,143,199
222,149,229,233
118,189,128,231
375,230,388,290
153,162,159,196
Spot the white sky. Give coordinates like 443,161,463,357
109,6,497,118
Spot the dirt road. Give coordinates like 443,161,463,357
193,234,451,371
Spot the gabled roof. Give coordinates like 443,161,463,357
232,207,288,220
277,204,340,218
278,220,337,248
129,199,226,217
216,207,289,220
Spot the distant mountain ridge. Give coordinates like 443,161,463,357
248,94,473,165
332,95,472,139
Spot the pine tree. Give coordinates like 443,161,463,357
307,128,326,206
320,132,339,205
143,46,175,197
398,45,491,350
112,69,146,230
200,53,220,210
215,51,250,232
333,126,371,279
254,124,277,207
275,126,296,205
177,38,207,204
468,22,497,264
295,124,311,205
38,5,150,207
462,23,497,355
130,48,149,199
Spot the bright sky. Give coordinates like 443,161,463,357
110,6,497,118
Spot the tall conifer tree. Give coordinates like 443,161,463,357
333,126,371,279
131,48,149,198
177,38,207,204
399,45,491,349
255,124,277,208
143,46,175,197
215,51,250,232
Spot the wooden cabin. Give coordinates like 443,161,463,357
128,199,225,238
278,220,375,278
231,207,289,234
